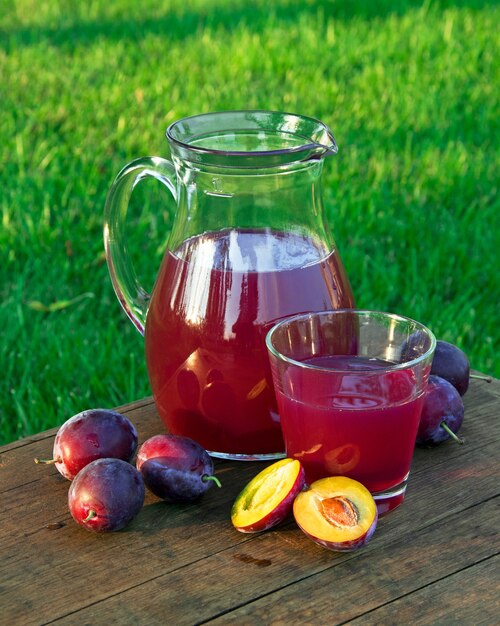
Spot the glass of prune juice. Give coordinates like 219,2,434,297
266,310,436,515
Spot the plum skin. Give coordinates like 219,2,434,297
68,458,145,532
51,409,138,480
399,330,430,362
231,459,306,533
416,375,465,446
431,340,470,396
136,434,217,503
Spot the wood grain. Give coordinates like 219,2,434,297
347,555,500,626
0,376,498,626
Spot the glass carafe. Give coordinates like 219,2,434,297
104,110,354,460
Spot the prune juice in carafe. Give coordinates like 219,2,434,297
145,228,354,458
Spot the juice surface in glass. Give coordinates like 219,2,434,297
145,228,354,456
276,355,424,491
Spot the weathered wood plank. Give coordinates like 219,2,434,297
198,499,499,626
346,555,500,626
42,470,499,625
0,376,498,626
2,432,496,625
0,461,261,622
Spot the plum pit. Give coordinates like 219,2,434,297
320,496,359,528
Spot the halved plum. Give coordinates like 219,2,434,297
293,476,378,551
231,458,305,533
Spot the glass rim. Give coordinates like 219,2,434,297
165,109,338,159
265,309,437,374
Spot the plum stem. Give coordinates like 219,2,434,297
470,373,493,383
83,510,97,523
202,474,222,488
34,457,62,465
440,421,465,445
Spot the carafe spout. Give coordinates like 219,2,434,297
307,127,338,161
308,142,338,160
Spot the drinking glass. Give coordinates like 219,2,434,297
266,310,436,514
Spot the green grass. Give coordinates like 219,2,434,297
1,0,498,444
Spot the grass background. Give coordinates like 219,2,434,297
1,0,498,444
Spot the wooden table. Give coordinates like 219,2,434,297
1,374,499,625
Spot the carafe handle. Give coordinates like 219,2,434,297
103,156,177,336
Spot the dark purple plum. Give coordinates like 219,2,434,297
416,375,465,446
431,340,470,396
35,409,138,480
399,330,431,363
136,434,221,503
68,458,145,532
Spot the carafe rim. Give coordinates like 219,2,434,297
165,109,338,167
